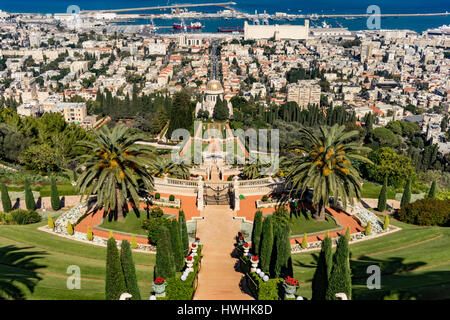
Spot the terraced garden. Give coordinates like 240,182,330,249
292,219,450,300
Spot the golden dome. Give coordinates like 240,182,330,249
206,80,223,92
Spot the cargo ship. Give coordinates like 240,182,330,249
217,26,244,33
173,21,202,30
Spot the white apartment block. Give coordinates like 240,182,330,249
287,81,321,109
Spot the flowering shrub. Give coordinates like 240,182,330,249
186,256,193,261
154,277,165,285
251,256,259,262
243,242,249,248
239,236,244,241
285,276,299,287
191,243,197,248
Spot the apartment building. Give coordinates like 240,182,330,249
287,80,321,109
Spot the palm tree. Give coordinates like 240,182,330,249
76,125,154,220
284,124,372,220
242,161,267,180
152,157,190,179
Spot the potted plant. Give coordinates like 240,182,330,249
191,243,197,253
153,277,166,297
195,236,200,244
238,235,244,245
284,276,299,299
251,255,259,272
185,255,194,271
169,194,175,202
262,195,268,203
243,242,250,255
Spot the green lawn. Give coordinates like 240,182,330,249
288,213,338,236
292,219,450,300
361,181,397,199
0,221,155,300
99,211,173,236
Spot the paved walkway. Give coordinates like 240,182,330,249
194,205,253,300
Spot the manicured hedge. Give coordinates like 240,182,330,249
396,199,450,226
238,246,282,300
158,245,202,300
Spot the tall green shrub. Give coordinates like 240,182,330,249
260,216,274,274
252,210,263,255
1,182,12,213
427,181,436,199
377,177,388,212
383,215,390,230
325,235,351,300
120,240,141,300
50,177,60,211
105,237,127,300
155,226,176,279
312,235,333,300
365,221,372,236
178,210,189,257
24,179,35,211
169,219,184,271
273,223,293,278
400,179,411,208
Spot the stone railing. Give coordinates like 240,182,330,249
154,177,198,196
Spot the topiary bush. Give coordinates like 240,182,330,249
24,179,35,211
365,221,372,236
48,214,54,229
120,240,141,300
396,198,450,226
87,226,93,241
169,194,175,202
131,235,138,249
11,209,41,225
301,233,308,249
262,195,268,202
67,221,74,235
155,193,160,200
383,215,390,230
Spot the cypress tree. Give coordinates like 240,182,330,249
169,219,184,271
24,179,35,211
325,235,351,300
260,216,274,274
120,240,141,300
400,179,411,208
427,181,436,199
377,177,388,212
252,210,263,255
178,211,189,257
312,235,332,300
1,182,12,213
155,226,176,279
105,237,127,300
273,223,293,278
50,177,60,211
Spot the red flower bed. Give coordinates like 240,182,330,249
154,277,165,285
285,276,299,286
